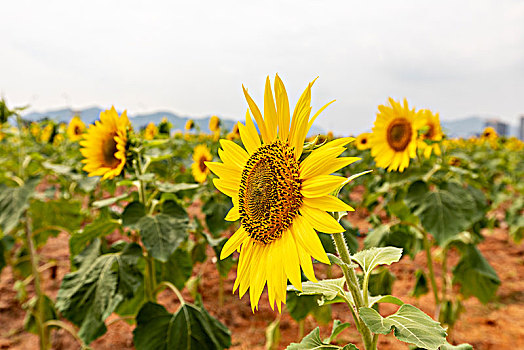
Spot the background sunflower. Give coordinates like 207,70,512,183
191,144,212,183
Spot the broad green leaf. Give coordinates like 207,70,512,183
406,181,487,245
365,224,422,258
352,247,403,275
162,200,187,219
137,214,189,262
452,245,500,303
439,342,473,350
0,178,38,233
30,199,83,233
204,233,235,278
56,240,143,344
359,304,446,350
289,278,347,304
122,201,146,228
92,193,130,208
286,327,356,350
69,217,121,257
133,301,231,350
367,267,396,297
155,182,199,193
202,196,232,236
286,293,321,321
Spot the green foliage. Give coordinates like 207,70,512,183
137,214,189,262
23,295,57,334
133,301,231,350
352,247,403,275
202,195,232,236
359,304,447,350
0,178,39,233
411,269,429,297
452,244,500,303
158,246,193,290
56,240,143,344
286,326,358,350
69,216,121,257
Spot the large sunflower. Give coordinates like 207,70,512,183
67,116,86,141
80,107,130,180
416,109,443,159
191,144,213,183
369,98,419,172
206,75,360,311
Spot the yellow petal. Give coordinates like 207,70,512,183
301,157,360,180
303,195,354,212
220,139,249,164
282,230,302,291
243,85,270,143
225,205,240,221
300,204,345,234
274,74,290,141
264,76,277,141
301,175,347,198
205,161,241,179
220,226,248,259
291,215,330,264
300,146,346,179
213,178,239,198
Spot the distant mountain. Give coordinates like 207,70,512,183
21,107,324,135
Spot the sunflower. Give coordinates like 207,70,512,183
53,133,65,146
185,119,195,131
355,132,371,150
209,115,221,132
191,144,213,183
80,107,130,180
207,75,360,312
226,122,241,140
67,116,86,141
416,109,443,159
30,122,40,138
144,122,158,140
481,127,497,141
40,124,54,143
369,98,419,172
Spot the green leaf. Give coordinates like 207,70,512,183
56,240,143,344
286,293,321,321
158,247,193,290
289,278,347,305
203,233,235,278
0,235,15,272
359,304,446,350
30,199,83,232
367,267,396,297
325,319,351,344
23,295,57,334
286,327,354,350
439,342,473,350
352,247,403,275
406,181,487,245
367,295,404,308
122,201,146,228
0,178,38,233
265,317,281,350
137,214,189,262
162,200,187,219
411,269,429,297
155,182,199,193
452,245,500,303
69,218,121,257
202,196,232,236
92,193,130,208
133,301,231,350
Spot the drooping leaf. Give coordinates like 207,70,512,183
56,240,143,344
452,244,500,303
352,247,403,275
204,233,235,277
92,193,130,208
0,178,39,233
406,181,487,245
158,246,193,290
202,196,232,236
367,267,396,297
137,214,189,262
289,278,347,305
133,301,231,350
367,294,404,308
411,269,429,297
359,304,446,350
325,319,351,344
286,293,321,321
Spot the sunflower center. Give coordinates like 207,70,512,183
238,140,302,244
199,156,207,173
361,138,367,145
74,126,82,135
102,134,120,168
387,118,412,151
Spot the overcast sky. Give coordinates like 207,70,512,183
2,0,523,134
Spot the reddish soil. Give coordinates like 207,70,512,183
1,208,523,349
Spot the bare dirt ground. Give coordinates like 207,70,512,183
1,207,523,349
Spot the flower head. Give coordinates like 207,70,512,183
209,115,221,132
185,119,195,131
191,144,213,183
207,75,359,311
80,107,130,180
144,122,158,140
481,127,497,141
416,109,443,159
369,98,419,172
355,132,371,150
67,116,86,141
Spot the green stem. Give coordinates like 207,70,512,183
422,230,440,305
441,247,448,303
25,213,49,350
16,115,25,179
43,320,88,350
155,281,185,304
332,232,374,350
298,319,305,340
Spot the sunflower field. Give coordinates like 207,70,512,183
0,76,523,350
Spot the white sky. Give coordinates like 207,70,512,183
2,0,523,134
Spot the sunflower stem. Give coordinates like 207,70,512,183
332,232,374,350
422,229,440,306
